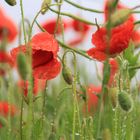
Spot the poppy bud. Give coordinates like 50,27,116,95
4,0,16,6
108,87,118,108
17,52,28,80
110,9,132,27
62,65,73,85
41,0,52,15
102,128,111,140
118,91,133,112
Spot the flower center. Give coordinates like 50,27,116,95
32,50,53,69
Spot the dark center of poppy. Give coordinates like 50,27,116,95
32,50,53,69
0,28,9,40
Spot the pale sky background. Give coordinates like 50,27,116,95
1,0,140,84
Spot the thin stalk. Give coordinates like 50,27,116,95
54,0,63,36
57,40,93,60
20,0,27,44
28,9,42,41
40,81,47,139
19,19,31,45
129,65,140,70
64,0,103,13
71,51,77,140
20,96,24,140
7,73,13,140
49,7,97,26
134,21,140,25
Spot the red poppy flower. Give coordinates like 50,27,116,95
11,32,61,80
87,18,134,61
83,85,101,114
68,36,85,47
72,19,90,33
67,19,90,47
42,19,69,35
0,101,17,117
0,8,17,42
104,0,140,46
0,51,14,66
18,79,46,96
0,51,14,75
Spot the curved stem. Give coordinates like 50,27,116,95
49,7,97,26
57,40,93,60
64,0,103,13
28,9,42,41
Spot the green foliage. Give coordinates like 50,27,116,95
123,41,140,79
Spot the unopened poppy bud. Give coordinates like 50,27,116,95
108,87,118,108
4,0,16,6
110,9,132,27
41,0,52,15
118,91,133,112
102,128,111,140
62,65,73,85
17,52,28,80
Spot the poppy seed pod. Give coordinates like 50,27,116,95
110,9,132,27
17,52,28,80
118,91,133,112
4,0,16,6
62,65,73,85
41,0,52,15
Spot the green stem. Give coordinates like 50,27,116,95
129,65,140,70
28,9,42,41
54,0,63,36
64,0,103,13
71,51,77,140
134,20,140,25
20,96,24,140
96,86,105,140
20,0,27,44
57,40,93,60
19,19,31,45
49,7,97,25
